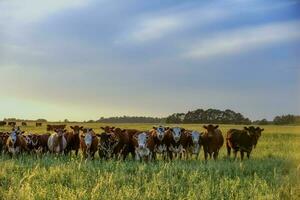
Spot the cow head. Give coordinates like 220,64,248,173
9,127,24,145
134,132,149,149
70,126,83,135
170,127,185,143
54,129,66,138
203,125,219,137
81,128,95,150
153,126,168,141
101,126,115,133
191,131,200,144
244,126,264,148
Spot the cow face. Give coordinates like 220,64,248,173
203,125,219,136
9,127,23,145
244,126,263,148
153,126,168,141
191,131,200,144
101,126,115,133
170,127,184,143
70,126,83,135
54,129,66,137
135,132,149,149
82,128,94,149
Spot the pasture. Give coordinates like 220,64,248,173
0,123,299,200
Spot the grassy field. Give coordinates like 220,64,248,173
0,123,299,200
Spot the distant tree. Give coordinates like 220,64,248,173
36,119,47,122
273,115,296,125
166,108,251,124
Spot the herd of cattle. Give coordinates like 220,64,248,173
0,124,264,161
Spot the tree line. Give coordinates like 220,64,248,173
2,111,300,125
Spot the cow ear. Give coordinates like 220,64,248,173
181,128,186,132
63,129,67,133
165,127,169,130
203,125,208,129
70,126,74,129
153,126,157,130
214,125,219,129
261,128,264,132
244,127,249,131
100,127,105,130
111,127,115,130
80,126,84,130
121,129,126,133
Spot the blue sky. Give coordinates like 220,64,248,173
0,0,299,121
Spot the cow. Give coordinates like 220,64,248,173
64,126,83,156
6,127,29,156
0,132,9,152
0,121,6,126
8,122,16,127
36,122,42,127
133,132,155,161
47,124,66,132
100,126,115,133
30,133,50,153
21,122,27,126
47,129,67,154
167,127,188,160
185,130,203,160
202,125,224,160
80,128,99,160
150,126,170,160
109,128,131,160
97,132,117,160
226,126,264,160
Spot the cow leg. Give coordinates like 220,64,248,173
240,151,244,161
233,150,238,160
213,152,218,160
247,152,251,159
152,152,157,161
226,143,231,158
75,149,78,156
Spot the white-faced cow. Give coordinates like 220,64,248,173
186,130,202,159
80,128,99,160
133,132,154,161
47,129,67,154
151,126,170,160
168,127,187,160
6,127,28,156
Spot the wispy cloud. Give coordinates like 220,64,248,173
183,20,300,59
0,0,90,24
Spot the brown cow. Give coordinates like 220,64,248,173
0,132,9,152
132,131,155,161
80,128,99,160
47,129,67,154
98,132,117,160
150,126,170,160
8,122,16,127
202,125,224,160
36,122,42,127
64,126,83,156
0,121,6,126
6,127,29,156
30,133,50,153
47,124,66,132
21,122,27,126
226,126,264,160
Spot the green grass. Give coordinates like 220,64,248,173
0,123,300,200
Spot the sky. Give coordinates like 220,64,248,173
0,0,300,121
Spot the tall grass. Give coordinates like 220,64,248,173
0,123,299,200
